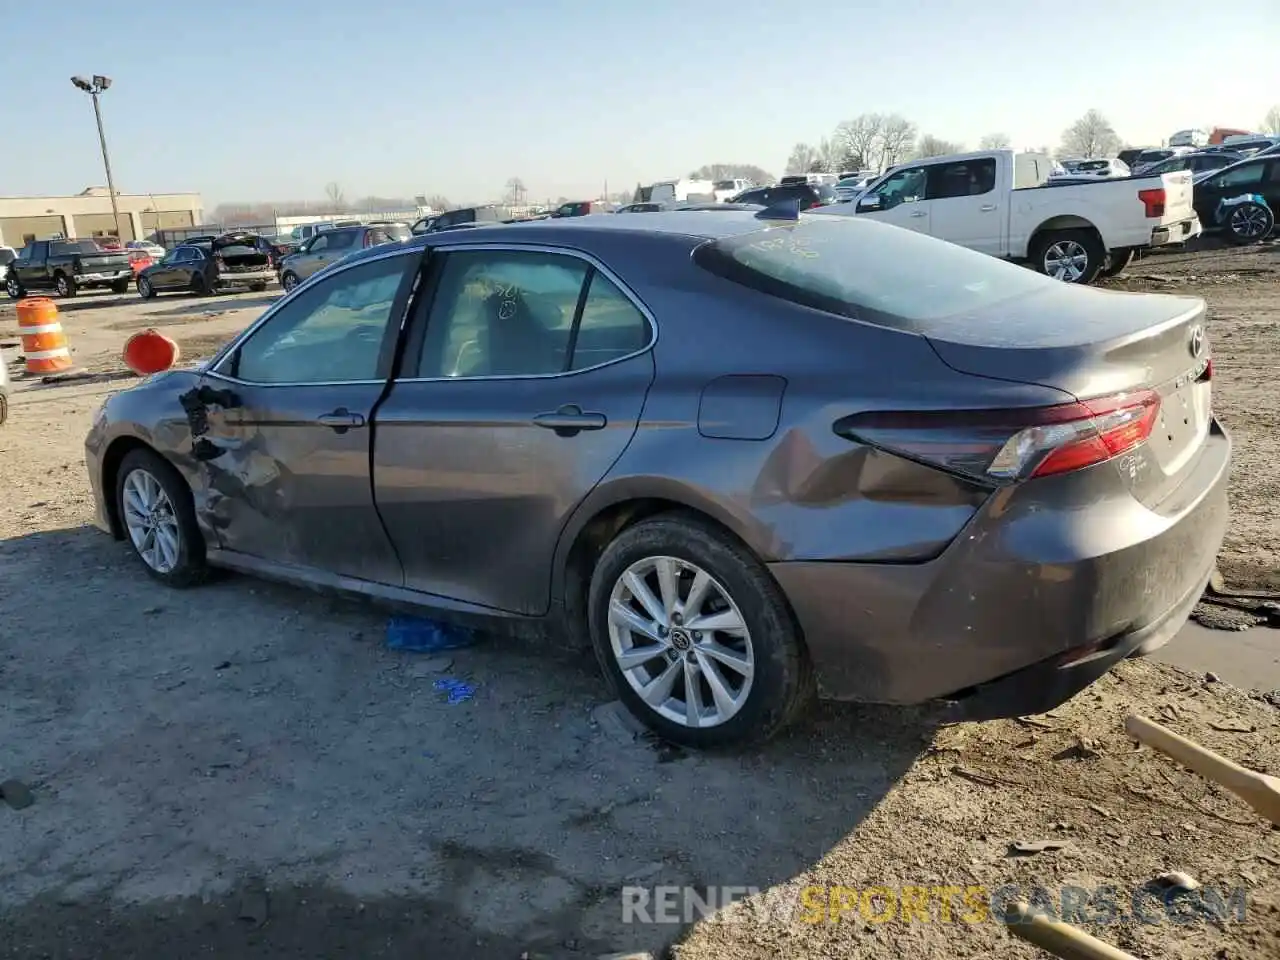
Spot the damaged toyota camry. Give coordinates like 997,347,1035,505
84,208,1229,747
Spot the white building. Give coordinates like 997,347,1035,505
0,186,203,248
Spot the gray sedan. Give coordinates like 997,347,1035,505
84,210,1229,747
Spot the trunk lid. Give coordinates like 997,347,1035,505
925,284,1212,505
1154,170,1195,226
212,233,270,271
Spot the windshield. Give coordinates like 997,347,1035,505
693,217,1056,328
714,181,737,190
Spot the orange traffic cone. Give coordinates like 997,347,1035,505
122,328,181,375
16,298,75,376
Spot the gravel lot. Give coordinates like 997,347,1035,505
1,242,1278,959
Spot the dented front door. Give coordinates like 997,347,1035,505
186,248,419,586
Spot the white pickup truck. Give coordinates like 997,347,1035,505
816,149,1201,283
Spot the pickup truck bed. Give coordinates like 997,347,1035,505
818,149,1201,284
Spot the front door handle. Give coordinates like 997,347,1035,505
909,210,928,218
980,204,997,212
317,407,365,433
533,404,607,437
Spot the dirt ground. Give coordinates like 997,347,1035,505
1,242,1278,960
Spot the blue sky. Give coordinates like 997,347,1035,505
1,0,1276,208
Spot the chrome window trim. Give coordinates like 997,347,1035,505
201,241,658,389
396,240,658,384
202,246,421,388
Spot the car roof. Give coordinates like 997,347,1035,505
335,209,801,267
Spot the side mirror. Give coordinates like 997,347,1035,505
858,194,882,211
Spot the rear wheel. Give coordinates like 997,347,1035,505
190,272,209,296
4,275,22,299
250,282,267,292
111,278,130,294
587,513,814,748
137,276,156,299
115,448,209,587
1033,229,1105,284
54,274,78,298
1225,202,1274,245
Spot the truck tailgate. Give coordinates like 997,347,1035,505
78,254,131,272
1154,171,1196,227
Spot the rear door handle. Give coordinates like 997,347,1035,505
533,404,607,436
980,204,997,212
317,407,365,433
909,210,928,218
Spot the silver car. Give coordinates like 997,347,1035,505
279,223,411,291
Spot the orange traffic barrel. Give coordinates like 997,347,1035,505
16,298,74,376
122,329,180,376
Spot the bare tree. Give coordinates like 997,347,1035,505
979,132,1011,150
1059,110,1121,159
689,163,774,184
785,142,821,176
504,177,527,205
1262,105,1280,136
833,114,885,171
915,134,965,158
323,182,347,211
877,114,918,167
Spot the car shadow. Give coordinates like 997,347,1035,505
1,525,934,959
144,294,280,320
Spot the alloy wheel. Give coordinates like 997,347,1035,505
122,468,181,574
1043,240,1090,282
55,276,70,296
5,277,19,298
606,555,755,728
1230,206,1270,240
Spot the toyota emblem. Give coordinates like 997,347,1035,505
1188,325,1205,359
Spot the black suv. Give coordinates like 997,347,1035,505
728,182,836,209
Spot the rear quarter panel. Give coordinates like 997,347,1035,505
1012,176,1161,253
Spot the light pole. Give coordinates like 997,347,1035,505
70,75,122,241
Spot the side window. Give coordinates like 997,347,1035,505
327,230,357,251
874,167,928,208
231,254,411,384
308,235,329,253
570,272,651,370
417,250,590,378
1213,163,1265,189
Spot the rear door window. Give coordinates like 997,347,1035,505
1210,162,1266,189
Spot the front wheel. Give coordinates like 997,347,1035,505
115,448,209,587
4,276,22,299
54,274,78,298
587,513,814,748
137,276,156,299
190,272,209,296
1032,229,1105,284
281,271,300,293
1225,202,1274,245
249,282,267,292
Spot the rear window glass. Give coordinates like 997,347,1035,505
714,180,737,190
692,217,1056,327
53,241,103,256
1078,160,1110,171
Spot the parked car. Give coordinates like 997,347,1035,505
84,210,1229,747
278,222,411,291
1168,128,1209,148
1141,151,1244,177
1117,148,1151,169
1218,135,1278,156
414,206,506,234
126,240,166,259
648,179,717,205
135,232,277,298
615,203,665,214
288,220,361,244
728,181,836,209
410,215,439,235
1191,155,1280,241
712,179,754,203
1130,147,1193,175
5,239,134,298
1049,158,1130,181
0,246,16,287
780,174,839,187
819,149,1201,283
551,201,597,218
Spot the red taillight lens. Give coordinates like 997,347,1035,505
1138,187,1166,218
835,389,1162,485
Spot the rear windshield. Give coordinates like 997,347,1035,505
1078,160,1111,171
1137,151,1171,163
692,217,1055,327
52,241,104,256
714,180,737,190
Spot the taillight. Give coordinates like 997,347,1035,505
834,389,1162,485
1138,187,1166,218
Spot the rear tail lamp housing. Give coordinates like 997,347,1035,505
835,389,1162,485
1138,187,1166,218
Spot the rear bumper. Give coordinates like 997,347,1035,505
77,270,132,285
1149,218,1201,247
214,269,275,287
768,422,1230,716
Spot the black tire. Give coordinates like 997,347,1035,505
249,282,267,292
190,271,209,296
587,512,814,748
1224,202,1274,245
1100,248,1135,278
54,273,78,298
111,278,130,294
114,447,210,588
1032,228,1105,284
0,392,8,426
281,271,300,293
4,275,22,299
137,276,156,299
